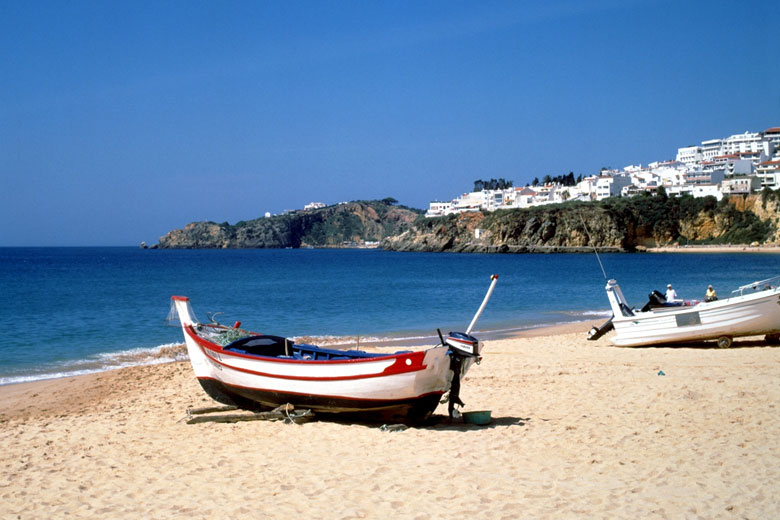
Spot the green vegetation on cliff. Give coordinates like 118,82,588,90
158,191,780,252
600,191,771,245
382,191,780,253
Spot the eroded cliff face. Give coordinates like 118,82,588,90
383,205,626,252
157,201,420,249
737,195,780,243
158,195,780,252
678,212,719,242
159,222,234,248
382,196,780,253
674,195,780,244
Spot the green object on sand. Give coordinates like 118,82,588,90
462,410,492,425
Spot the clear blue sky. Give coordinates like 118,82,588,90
1,0,777,246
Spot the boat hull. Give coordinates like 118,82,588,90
181,323,462,423
611,288,780,347
196,378,444,422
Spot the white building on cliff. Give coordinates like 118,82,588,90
425,125,778,218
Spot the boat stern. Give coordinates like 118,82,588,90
606,279,634,317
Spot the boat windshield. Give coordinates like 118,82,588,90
732,276,780,296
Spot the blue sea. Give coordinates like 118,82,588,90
1,247,777,385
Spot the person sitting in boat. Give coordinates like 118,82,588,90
665,284,680,303
705,284,718,302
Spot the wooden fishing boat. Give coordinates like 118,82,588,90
170,275,498,423
593,276,780,347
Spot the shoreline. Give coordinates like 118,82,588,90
7,318,775,421
0,319,602,388
644,244,780,253
7,244,780,255
0,321,591,420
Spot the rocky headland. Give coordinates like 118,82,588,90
156,193,780,253
157,200,420,249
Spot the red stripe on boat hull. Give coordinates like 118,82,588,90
185,325,428,382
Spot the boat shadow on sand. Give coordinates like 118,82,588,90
184,404,530,430
343,414,531,432
419,414,530,431
635,338,780,349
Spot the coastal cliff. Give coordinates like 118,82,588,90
157,200,421,249
733,192,780,244
382,193,780,253
158,193,780,252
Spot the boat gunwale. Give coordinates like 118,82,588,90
185,325,433,382
611,285,780,324
184,325,428,365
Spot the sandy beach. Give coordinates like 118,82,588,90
2,323,779,519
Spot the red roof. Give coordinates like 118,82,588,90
764,127,780,134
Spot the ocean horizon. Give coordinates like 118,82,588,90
2,246,778,386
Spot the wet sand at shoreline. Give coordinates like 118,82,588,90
1,323,779,518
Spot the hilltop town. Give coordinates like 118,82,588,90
157,126,780,251
425,126,780,217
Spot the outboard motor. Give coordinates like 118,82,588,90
439,330,482,418
439,274,499,419
587,316,614,341
640,290,667,312
444,331,482,358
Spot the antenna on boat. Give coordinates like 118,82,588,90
579,212,608,281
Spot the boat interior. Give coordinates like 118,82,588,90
222,334,409,361
639,290,690,312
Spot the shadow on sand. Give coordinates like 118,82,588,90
639,338,780,349
418,414,530,431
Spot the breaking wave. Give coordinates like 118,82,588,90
0,343,188,386
559,309,612,318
